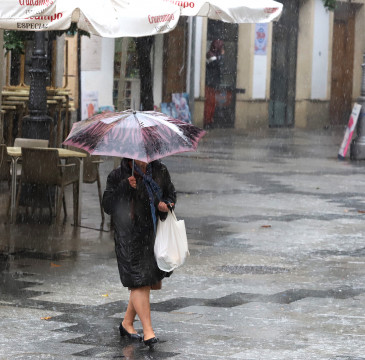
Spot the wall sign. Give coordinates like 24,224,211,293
338,103,362,159
254,23,268,55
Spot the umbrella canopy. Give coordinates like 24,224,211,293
63,110,206,163
179,0,283,23
0,0,180,37
0,0,283,37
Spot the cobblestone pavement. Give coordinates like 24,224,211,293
1,128,365,359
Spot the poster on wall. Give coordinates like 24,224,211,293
161,102,177,118
254,23,268,55
82,91,99,120
338,103,362,160
171,93,191,123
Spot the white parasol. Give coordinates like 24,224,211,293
0,0,283,37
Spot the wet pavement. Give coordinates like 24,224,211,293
1,127,365,359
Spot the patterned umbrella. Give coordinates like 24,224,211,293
63,110,206,163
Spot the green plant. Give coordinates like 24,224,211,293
51,22,90,38
3,30,32,54
322,0,337,11
3,24,90,54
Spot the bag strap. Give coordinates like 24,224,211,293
170,209,178,222
134,162,162,234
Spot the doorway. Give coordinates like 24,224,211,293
329,5,355,125
162,18,188,102
204,19,238,128
269,0,299,127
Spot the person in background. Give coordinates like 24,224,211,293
204,39,225,129
102,158,176,349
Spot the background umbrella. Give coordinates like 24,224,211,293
179,0,283,23
63,110,206,163
0,0,283,37
0,0,180,37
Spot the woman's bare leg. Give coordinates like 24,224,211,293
122,294,138,334
130,286,155,340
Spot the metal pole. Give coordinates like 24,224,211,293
22,31,53,140
350,53,365,160
188,17,196,124
77,32,82,122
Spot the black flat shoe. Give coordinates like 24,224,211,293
143,337,159,349
119,323,142,341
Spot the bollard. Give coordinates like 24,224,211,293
350,53,365,160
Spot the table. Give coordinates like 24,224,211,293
2,88,73,147
7,147,87,225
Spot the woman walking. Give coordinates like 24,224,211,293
102,158,176,349
204,39,225,129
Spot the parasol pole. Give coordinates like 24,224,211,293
132,159,135,177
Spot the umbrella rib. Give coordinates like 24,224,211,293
142,113,191,144
132,111,149,162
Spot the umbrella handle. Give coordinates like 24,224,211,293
132,159,135,177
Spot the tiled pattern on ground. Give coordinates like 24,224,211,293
1,128,365,359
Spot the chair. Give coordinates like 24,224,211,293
83,155,105,225
0,144,11,185
0,144,11,215
14,138,49,148
67,146,105,225
15,148,79,223
2,105,16,146
13,138,49,183
0,144,12,217
0,110,5,144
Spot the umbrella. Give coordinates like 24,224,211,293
63,109,206,163
0,0,180,37
179,0,283,23
0,0,283,37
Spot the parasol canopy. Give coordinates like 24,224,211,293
0,0,283,37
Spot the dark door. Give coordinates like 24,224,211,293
162,18,188,102
205,19,238,128
329,7,355,125
269,0,299,127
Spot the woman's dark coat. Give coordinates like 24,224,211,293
102,159,176,288
205,55,224,89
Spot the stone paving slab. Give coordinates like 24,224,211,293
1,128,365,359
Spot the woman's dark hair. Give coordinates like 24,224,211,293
206,39,224,59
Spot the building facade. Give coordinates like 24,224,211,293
2,0,363,133
191,0,365,130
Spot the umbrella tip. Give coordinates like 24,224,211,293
133,110,137,115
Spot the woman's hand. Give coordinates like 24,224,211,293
128,176,136,189
158,202,174,212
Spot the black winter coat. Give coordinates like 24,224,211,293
102,159,176,288
205,55,224,89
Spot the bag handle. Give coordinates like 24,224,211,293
169,209,178,222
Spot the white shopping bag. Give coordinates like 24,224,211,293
154,210,189,272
